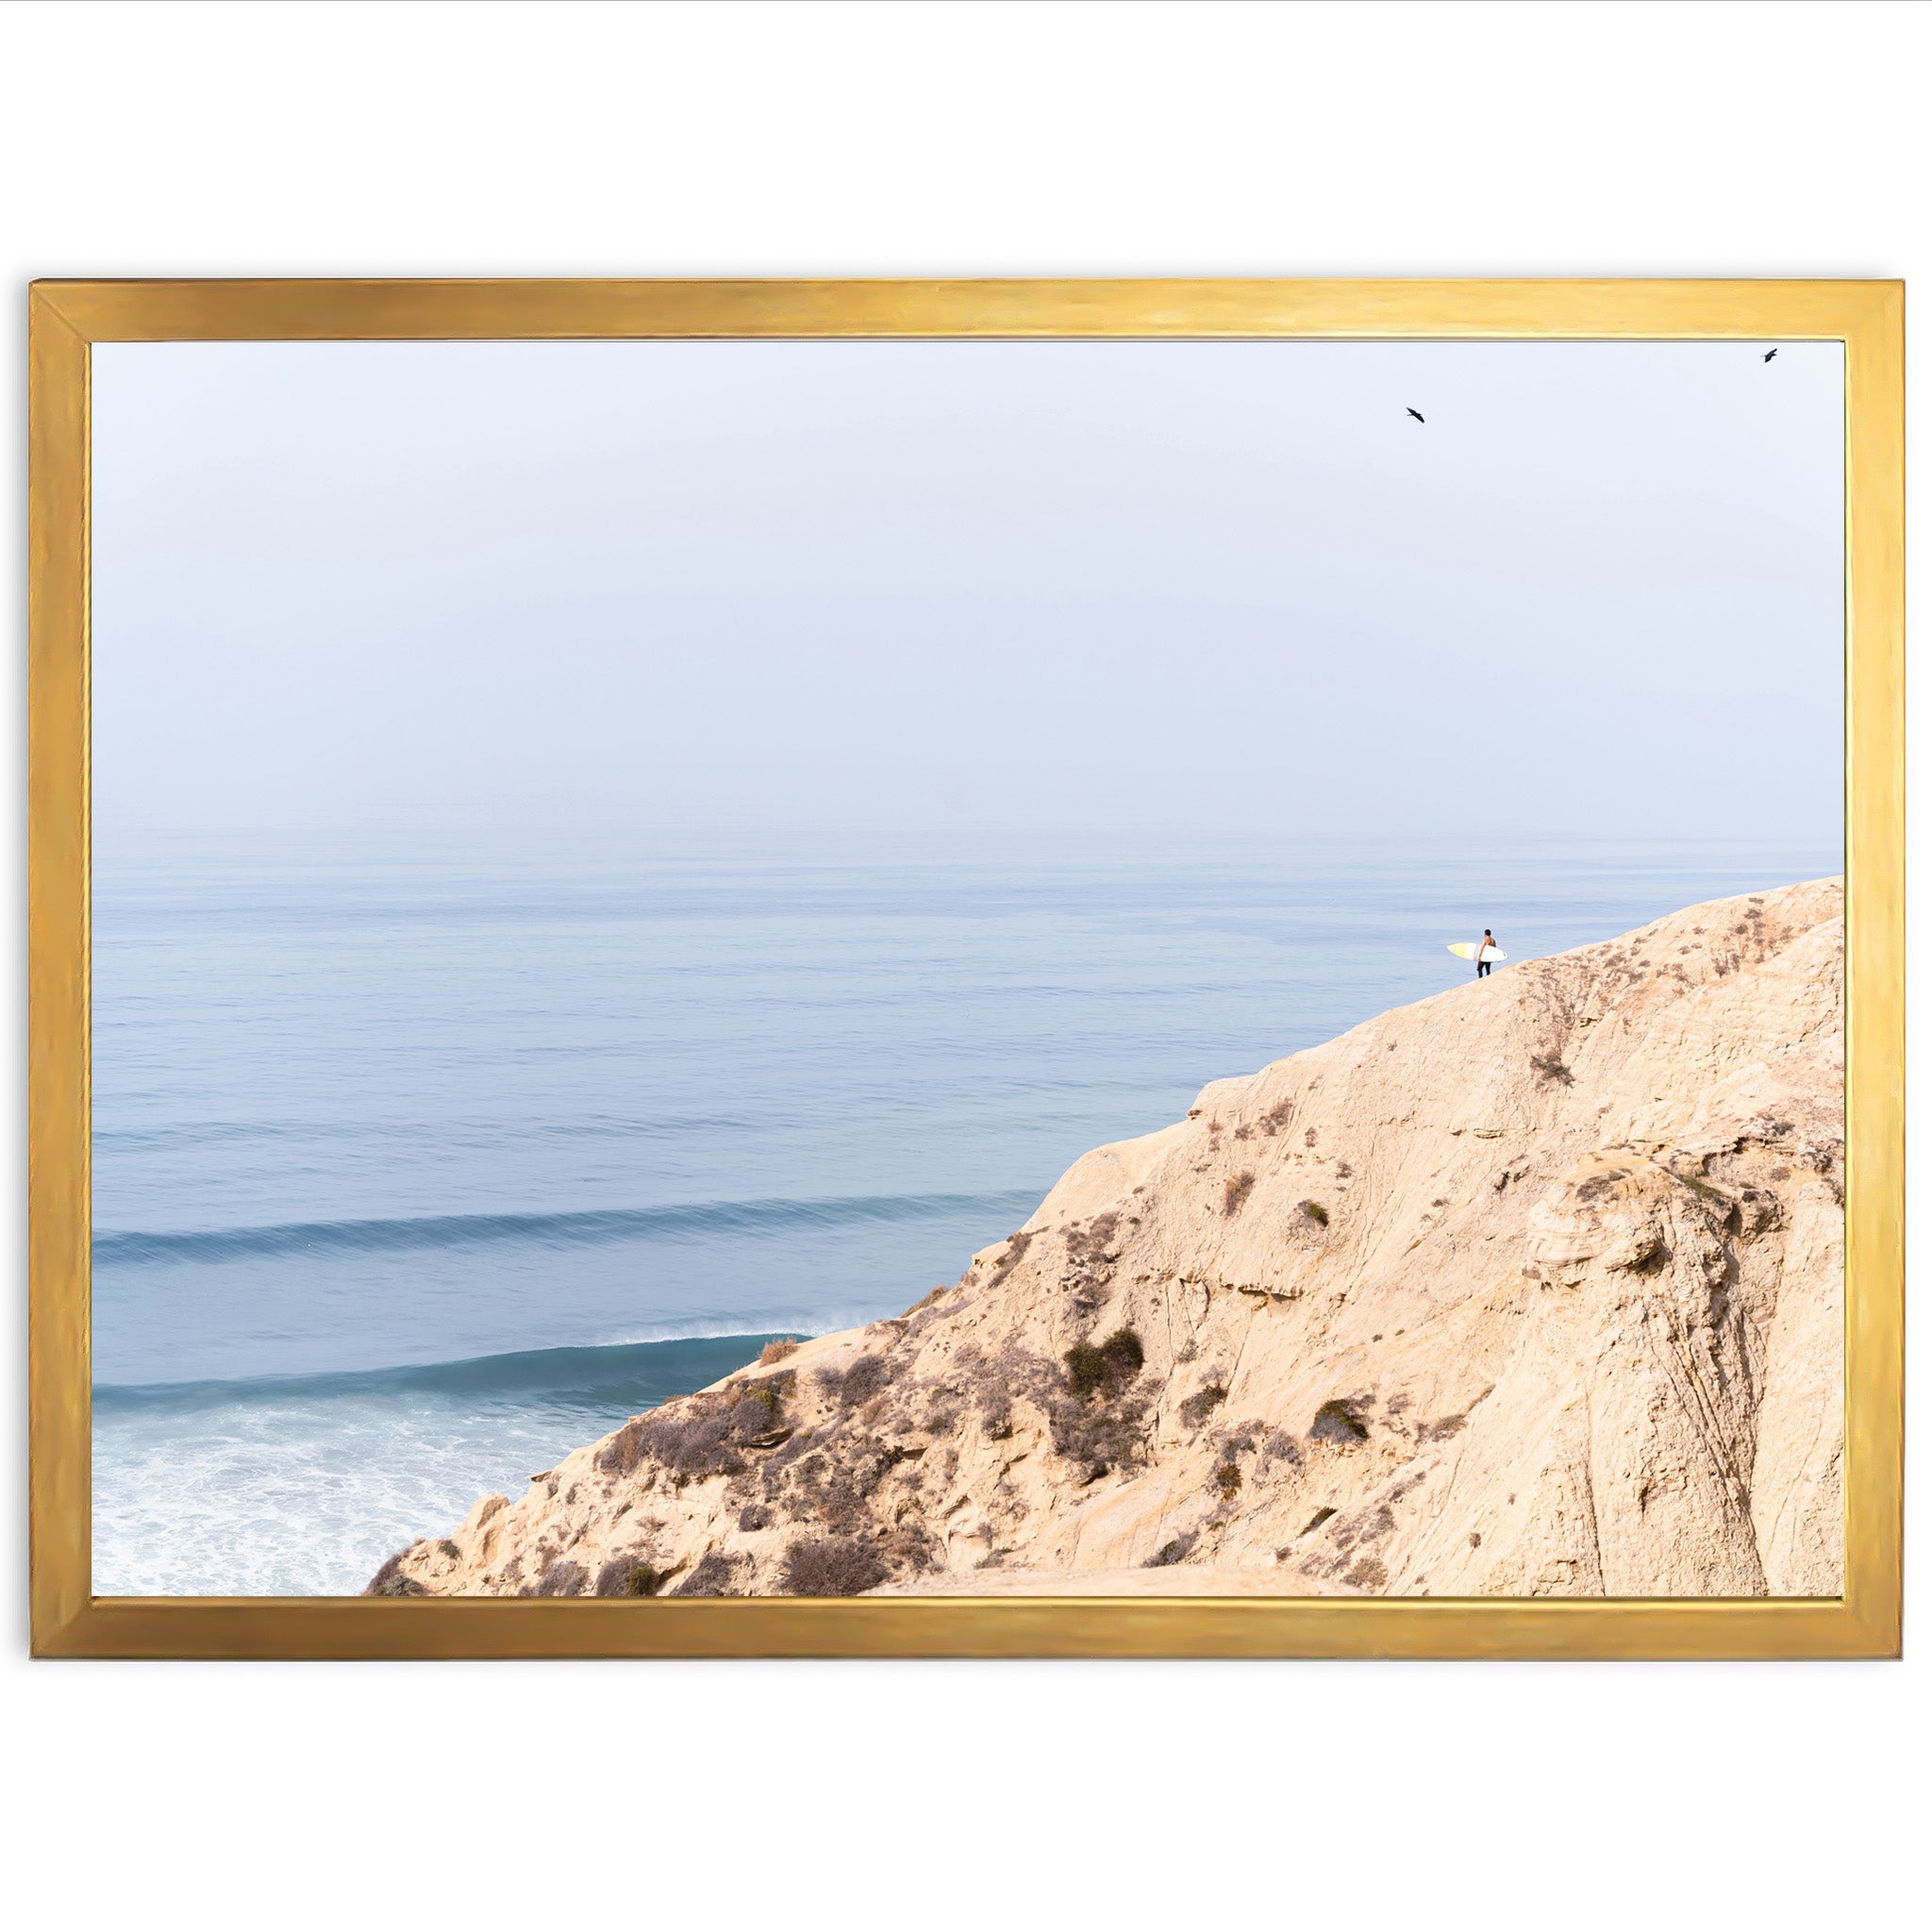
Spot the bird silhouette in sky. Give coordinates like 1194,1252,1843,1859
1407,407,1425,423
1764,347,1778,362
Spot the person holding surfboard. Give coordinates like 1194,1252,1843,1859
1446,932,1507,975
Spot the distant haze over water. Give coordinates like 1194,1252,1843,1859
92,339,1845,846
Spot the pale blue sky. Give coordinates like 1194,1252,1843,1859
92,338,1844,847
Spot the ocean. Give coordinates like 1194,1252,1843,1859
92,832,1839,1594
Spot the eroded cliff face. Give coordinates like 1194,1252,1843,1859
374,879,1844,1602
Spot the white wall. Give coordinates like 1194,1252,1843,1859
2,5,1922,1925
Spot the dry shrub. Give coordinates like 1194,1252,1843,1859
738,1503,773,1532
1298,1199,1330,1226
780,1536,887,1597
1049,1390,1153,1483
740,1379,785,1424
631,1388,796,1483
1064,1214,1119,1269
1178,1384,1227,1429
594,1555,660,1597
534,1558,587,1598
1223,1172,1257,1216
774,1444,870,1532
758,1337,800,1366
642,1407,747,1481
765,1424,822,1474
668,1551,743,1598
839,1354,891,1407
363,1550,426,1598
598,1416,649,1475
958,1341,1053,1441
1310,1399,1369,1444
816,1354,885,1407
1145,1532,1195,1569
983,1228,1033,1291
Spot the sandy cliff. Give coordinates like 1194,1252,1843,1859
373,878,1844,1601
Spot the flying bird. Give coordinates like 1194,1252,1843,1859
1407,407,1425,423
1764,347,1778,362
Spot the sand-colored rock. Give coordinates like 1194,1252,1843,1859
376,879,1844,1602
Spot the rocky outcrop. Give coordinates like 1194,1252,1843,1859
375,879,1844,1601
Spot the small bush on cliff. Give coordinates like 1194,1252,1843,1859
1223,1172,1257,1216
1064,1214,1120,1271
1299,1200,1330,1227
364,1550,426,1598
1145,1532,1195,1568
1212,1460,1242,1501
647,1408,747,1481
617,1386,794,1485
780,1536,887,1597
983,1228,1033,1291
1050,1391,1153,1484
669,1551,744,1598
594,1555,660,1597
1178,1384,1227,1429
758,1337,800,1366
599,1416,646,1475
533,1558,587,1597
838,1353,891,1407
1063,1326,1144,1400
1310,1400,1369,1444
959,1341,1054,1441
1051,1328,1151,1480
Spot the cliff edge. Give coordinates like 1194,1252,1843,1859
373,878,1844,1601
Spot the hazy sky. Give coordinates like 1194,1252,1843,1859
92,337,1844,847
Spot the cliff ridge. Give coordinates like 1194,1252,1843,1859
374,877,1844,1601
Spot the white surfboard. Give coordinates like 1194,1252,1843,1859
1448,941,1507,961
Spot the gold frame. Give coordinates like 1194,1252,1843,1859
29,278,1903,1659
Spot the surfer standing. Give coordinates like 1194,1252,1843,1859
1475,929,1497,979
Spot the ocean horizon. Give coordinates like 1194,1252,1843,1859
92,831,1840,1594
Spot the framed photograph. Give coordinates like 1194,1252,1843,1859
28,278,1901,1657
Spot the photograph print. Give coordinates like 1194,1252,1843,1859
88,332,1846,1604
